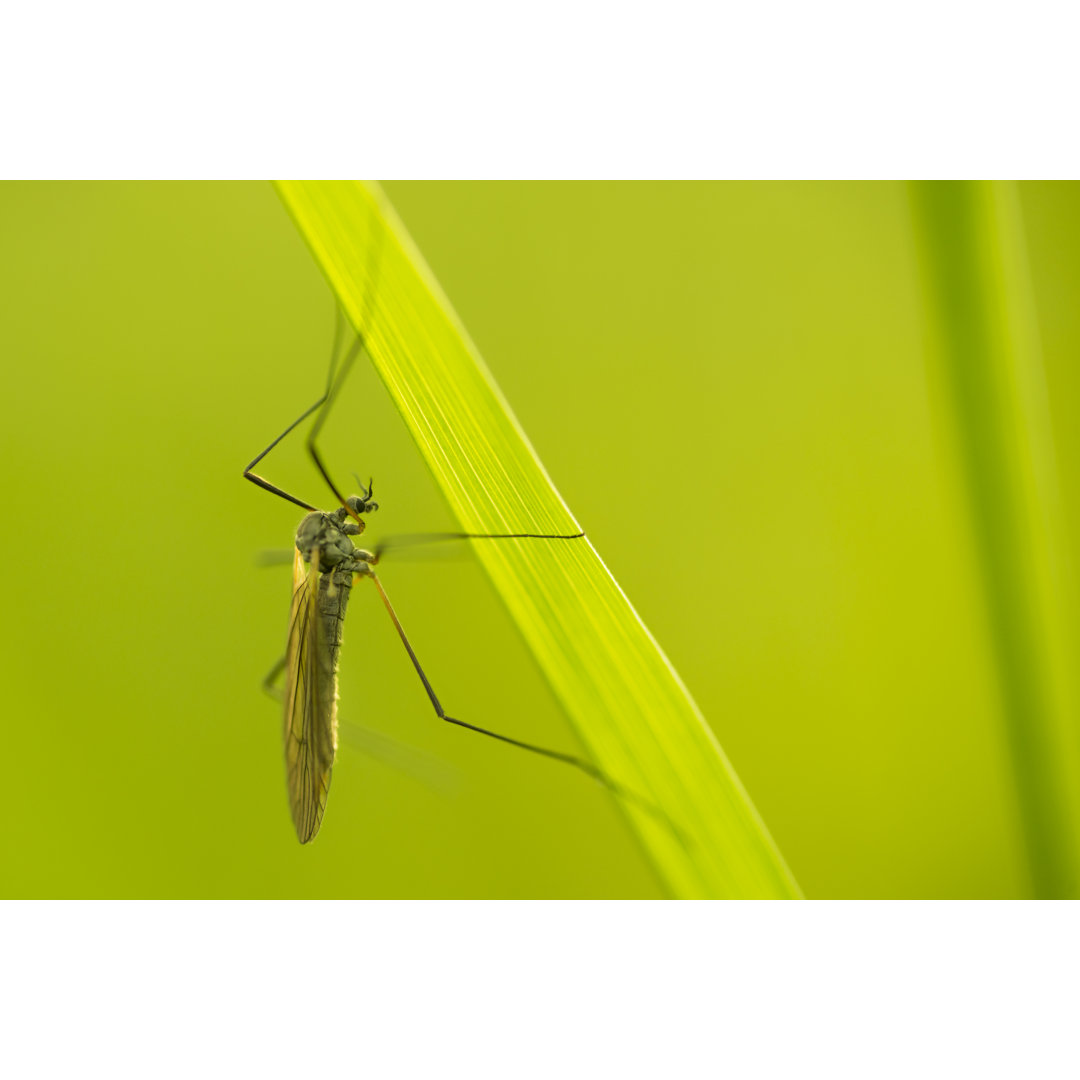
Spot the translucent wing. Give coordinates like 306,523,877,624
284,545,338,842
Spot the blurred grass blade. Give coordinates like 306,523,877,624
911,181,1080,898
275,180,801,899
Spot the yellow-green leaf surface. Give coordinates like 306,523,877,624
911,182,1080,898
275,180,801,899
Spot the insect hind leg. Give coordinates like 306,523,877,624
262,655,286,703
365,568,684,844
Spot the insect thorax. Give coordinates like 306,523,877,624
295,508,374,575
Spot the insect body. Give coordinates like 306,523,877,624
284,506,376,841
245,325,624,844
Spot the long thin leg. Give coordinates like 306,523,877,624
242,310,361,511
373,530,585,560
367,570,676,834
303,245,385,519
305,332,364,515
242,397,328,511
262,655,286,701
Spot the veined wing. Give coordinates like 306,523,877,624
284,545,338,842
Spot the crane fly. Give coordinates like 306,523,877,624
244,319,609,843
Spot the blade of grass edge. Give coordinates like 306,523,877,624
910,181,1080,898
275,180,802,899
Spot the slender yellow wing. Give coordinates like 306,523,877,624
283,545,337,842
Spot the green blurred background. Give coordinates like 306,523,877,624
2,181,1078,898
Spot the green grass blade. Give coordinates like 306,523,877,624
275,180,801,899
911,181,1080,898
